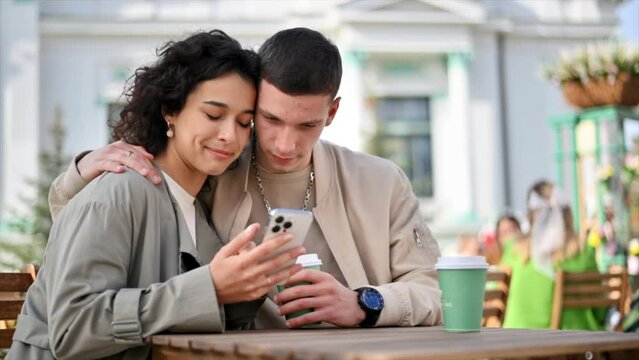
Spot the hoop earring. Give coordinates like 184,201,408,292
166,121,174,138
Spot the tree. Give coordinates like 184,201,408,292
0,105,70,270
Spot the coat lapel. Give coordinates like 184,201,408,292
174,202,201,271
195,199,224,264
157,170,202,272
312,141,368,288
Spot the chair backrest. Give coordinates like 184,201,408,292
482,266,511,327
551,269,629,331
0,264,38,348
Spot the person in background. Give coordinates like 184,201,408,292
485,214,522,265
7,30,304,359
500,180,604,330
47,27,443,330
457,233,482,256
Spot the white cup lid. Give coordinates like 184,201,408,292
435,256,489,270
296,253,322,267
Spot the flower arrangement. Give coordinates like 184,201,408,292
629,239,639,276
597,164,616,187
622,147,639,183
591,138,639,272
596,157,638,190
596,138,639,192
630,239,639,257
543,41,639,108
587,224,605,248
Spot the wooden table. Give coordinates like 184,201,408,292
150,327,639,360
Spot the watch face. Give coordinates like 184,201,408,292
362,288,384,311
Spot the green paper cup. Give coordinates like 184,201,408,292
277,254,322,326
435,256,488,332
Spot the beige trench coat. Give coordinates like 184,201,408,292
210,140,443,327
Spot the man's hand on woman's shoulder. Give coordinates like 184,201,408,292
77,140,161,184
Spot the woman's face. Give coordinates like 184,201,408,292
497,218,520,245
165,72,256,176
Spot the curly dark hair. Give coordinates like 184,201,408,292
110,30,260,155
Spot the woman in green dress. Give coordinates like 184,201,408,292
501,180,605,330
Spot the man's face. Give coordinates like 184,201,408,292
254,80,340,173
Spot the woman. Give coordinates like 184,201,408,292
500,180,604,330
7,30,304,359
485,214,521,265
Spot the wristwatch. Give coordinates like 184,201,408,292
355,287,384,327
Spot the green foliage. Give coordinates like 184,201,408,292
0,233,46,272
0,105,69,270
543,41,639,85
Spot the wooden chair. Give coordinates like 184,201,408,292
482,266,511,327
0,264,39,348
551,268,629,331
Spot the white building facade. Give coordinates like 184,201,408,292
0,0,622,241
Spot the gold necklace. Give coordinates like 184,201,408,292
251,149,314,215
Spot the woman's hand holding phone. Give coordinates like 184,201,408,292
261,209,313,274
209,223,305,304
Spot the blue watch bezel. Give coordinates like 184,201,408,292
360,288,384,311
356,287,384,327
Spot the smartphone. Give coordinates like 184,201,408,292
262,208,313,273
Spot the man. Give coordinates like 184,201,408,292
50,28,443,329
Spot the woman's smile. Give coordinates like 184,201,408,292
205,145,234,160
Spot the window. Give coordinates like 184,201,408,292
371,97,433,197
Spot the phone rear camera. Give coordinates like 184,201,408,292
272,225,281,233
275,216,284,223
283,221,292,229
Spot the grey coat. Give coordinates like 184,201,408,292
7,169,227,360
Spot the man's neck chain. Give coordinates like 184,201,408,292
251,149,314,215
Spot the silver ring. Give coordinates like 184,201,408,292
126,150,133,157
266,276,272,286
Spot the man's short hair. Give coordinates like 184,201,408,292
258,27,342,98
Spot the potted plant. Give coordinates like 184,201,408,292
544,41,639,108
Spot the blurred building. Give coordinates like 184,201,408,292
0,0,623,241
